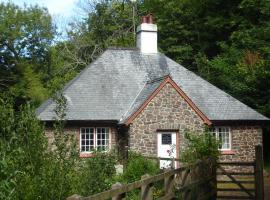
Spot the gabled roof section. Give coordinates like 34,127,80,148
37,48,269,122
122,75,212,125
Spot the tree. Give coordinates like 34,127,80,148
0,2,56,106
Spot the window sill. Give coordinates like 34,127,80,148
220,150,235,155
80,153,94,158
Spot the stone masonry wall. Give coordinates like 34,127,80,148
219,126,262,172
128,82,263,165
129,83,205,156
219,126,262,162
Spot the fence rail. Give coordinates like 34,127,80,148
67,159,216,200
67,145,264,200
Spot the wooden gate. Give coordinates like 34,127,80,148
217,145,264,200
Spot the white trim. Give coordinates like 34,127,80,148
79,127,111,153
96,127,110,151
212,126,231,150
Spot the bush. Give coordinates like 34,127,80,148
121,152,159,183
0,96,79,200
180,130,220,163
78,151,117,196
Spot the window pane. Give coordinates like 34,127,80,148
81,127,94,152
96,127,109,151
214,127,230,150
81,133,85,140
162,134,172,145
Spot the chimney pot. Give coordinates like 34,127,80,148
147,14,154,24
141,16,148,23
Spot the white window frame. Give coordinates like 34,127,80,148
96,127,110,151
80,127,110,153
211,126,231,150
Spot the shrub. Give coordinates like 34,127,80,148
78,151,117,196
180,130,220,163
121,152,159,183
0,95,79,200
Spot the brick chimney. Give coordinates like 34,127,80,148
136,14,158,54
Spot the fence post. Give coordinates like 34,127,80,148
255,145,264,200
66,194,81,200
141,174,153,200
112,182,124,200
171,158,175,169
210,158,217,200
157,157,160,169
164,169,174,196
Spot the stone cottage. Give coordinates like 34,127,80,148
37,15,269,164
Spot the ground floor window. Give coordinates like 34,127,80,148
80,127,110,153
211,127,231,150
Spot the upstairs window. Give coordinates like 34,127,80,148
211,127,231,150
80,127,110,153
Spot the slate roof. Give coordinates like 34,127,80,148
36,48,269,122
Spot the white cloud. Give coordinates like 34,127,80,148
0,0,85,38
41,0,77,17
0,0,79,18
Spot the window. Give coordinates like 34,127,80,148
80,127,110,153
96,128,110,151
162,134,172,145
211,127,231,150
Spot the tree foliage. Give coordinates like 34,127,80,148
142,0,270,117
0,2,55,106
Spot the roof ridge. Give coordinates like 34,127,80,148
146,74,170,84
107,47,139,50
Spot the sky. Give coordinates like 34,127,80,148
1,0,86,36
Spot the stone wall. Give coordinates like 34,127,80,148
128,82,263,164
219,126,262,162
219,126,262,172
44,125,118,157
128,82,205,156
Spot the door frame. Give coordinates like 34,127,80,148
156,130,180,164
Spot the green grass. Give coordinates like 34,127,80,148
264,160,270,173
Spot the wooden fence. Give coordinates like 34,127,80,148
67,159,216,200
216,145,264,200
67,145,264,200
